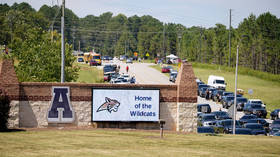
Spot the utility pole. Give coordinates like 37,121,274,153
233,44,239,135
162,24,166,57
229,9,232,67
61,0,65,83
200,26,202,62
78,40,80,53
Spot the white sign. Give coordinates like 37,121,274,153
92,89,159,121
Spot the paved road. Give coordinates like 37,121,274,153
102,60,173,84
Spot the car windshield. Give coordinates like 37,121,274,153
214,112,228,116
226,97,234,101
223,120,234,126
215,80,225,84
203,115,216,121
246,124,263,130
93,56,100,59
241,115,256,119
237,98,247,102
251,101,262,104
251,104,262,109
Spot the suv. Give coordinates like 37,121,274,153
211,111,231,120
197,104,211,115
228,97,248,111
213,119,242,134
244,123,266,135
197,114,217,127
270,109,280,120
205,87,216,100
239,114,258,125
248,99,266,108
211,90,224,102
198,84,209,96
221,96,235,109
243,103,267,118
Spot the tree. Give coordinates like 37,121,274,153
10,28,79,82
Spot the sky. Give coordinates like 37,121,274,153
1,0,280,28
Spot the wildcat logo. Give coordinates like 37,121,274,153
97,97,120,113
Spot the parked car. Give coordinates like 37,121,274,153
169,71,177,82
197,84,209,96
269,119,280,136
161,66,170,73
239,114,258,125
211,111,231,120
197,126,215,134
231,128,252,135
197,114,217,127
197,104,211,115
218,91,233,102
243,103,267,118
248,99,266,108
211,90,224,102
126,58,133,64
245,118,269,132
243,123,266,135
205,87,216,100
103,72,115,82
228,97,248,111
221,96,235,109
213,119,242,134
270,109,280,120
269,119,280,131
199,87,208,98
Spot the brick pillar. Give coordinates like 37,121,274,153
0,59,20,128
175,62,197,132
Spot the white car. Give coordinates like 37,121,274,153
248,99,266,108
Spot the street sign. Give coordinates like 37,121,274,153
248,89,253,95
145,53,150,57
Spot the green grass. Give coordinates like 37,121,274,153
0,129,279,157
75,62,104,83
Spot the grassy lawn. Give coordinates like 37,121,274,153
150,63,280,113
75,62,104,83
0,129,279,157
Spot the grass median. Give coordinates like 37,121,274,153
75,62,104,83
0,129,279,157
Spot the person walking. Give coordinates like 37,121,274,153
126,65,129,73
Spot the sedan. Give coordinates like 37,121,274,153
244,123,266,135
270,109,280,120
126,58,133,64
197,126,215,134
161,66,170,73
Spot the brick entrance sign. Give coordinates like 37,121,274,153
0,59,197,132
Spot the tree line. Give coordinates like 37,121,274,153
1,2,280,75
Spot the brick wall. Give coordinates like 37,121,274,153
0,59,197,132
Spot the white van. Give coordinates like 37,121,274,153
207,75,226,90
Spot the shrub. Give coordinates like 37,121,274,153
0,95,11,131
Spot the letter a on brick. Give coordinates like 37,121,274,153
47,87,75,123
